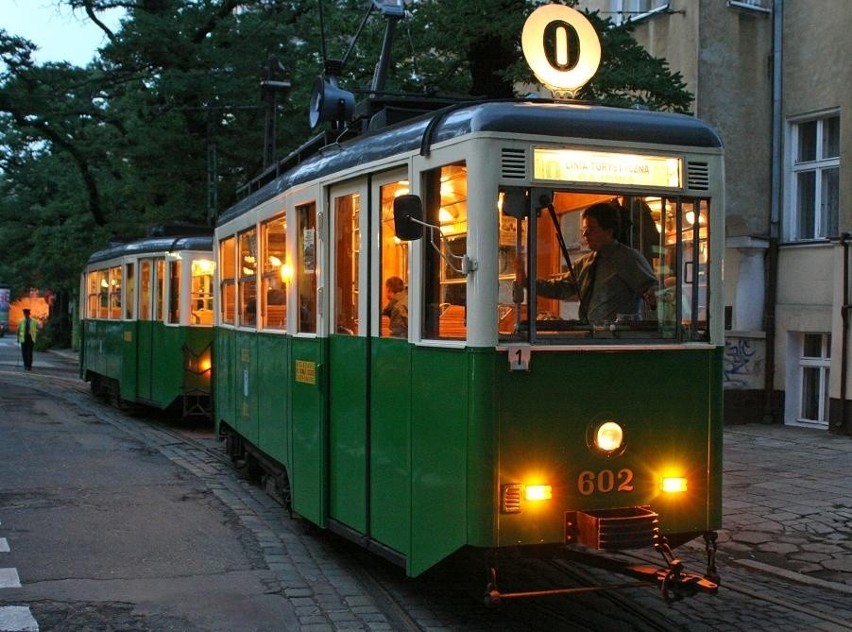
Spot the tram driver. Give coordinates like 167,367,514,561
515,201,658,325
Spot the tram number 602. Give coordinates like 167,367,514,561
577,469,634,495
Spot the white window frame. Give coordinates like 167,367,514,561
785,111,840,242
609,0,669,26
786,332,831,429
726,0,771,14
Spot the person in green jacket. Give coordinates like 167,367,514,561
17,308,38,370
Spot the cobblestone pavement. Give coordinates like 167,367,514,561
716,423,852,590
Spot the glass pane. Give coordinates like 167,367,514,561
823,116,840,158
800,366,820,421
822,167,839,237
168,260,180,324
125,263,134,320
261,214,287,330
335,194,359,335
796,171,816,238
109,266,122,319
139,260,152,321
297,202,317,333
802,333,822,358
422,163,467,340
191,258,215,325
155,259,165,321
219,237,235,324
238,228,257,327
797,120,816,163
380,182,409,338
504,192,714,344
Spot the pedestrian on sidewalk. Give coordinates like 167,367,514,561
17,308,37,371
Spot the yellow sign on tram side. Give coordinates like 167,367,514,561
295,359,317,385
533,148,682,188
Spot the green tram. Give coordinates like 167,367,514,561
80,227,215,417
215,99,724,600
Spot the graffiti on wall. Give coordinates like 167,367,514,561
724,337,764,389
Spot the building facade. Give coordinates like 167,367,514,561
577,0,850,434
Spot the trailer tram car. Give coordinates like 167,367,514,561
80,227,215,417
214,95,724,599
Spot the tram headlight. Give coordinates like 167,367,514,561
594,421,624,453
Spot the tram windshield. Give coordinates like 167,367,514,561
501,189,710,343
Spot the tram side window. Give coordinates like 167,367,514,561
335,194,359,335
139,259,153,321
155,259,165,321
167,260,181,324
422,162,468,340
261,214,287,330
379,182,408,338
191,258,215,325
238,228,258,327
108,266,121,319
124,263,134,320
296,202,317,333
219,236,236,325
86,270,102,319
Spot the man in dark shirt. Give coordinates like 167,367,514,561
516,201,657,325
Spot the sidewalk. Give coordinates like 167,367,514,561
717,423,852,591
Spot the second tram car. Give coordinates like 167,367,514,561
214,98,724,598
80,227,215,417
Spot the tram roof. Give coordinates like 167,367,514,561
86,233,214,266
218,100,723,226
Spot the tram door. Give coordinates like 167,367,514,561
327,182,369,533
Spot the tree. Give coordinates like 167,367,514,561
0,0,693,347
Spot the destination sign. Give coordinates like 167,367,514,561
533,148,682,188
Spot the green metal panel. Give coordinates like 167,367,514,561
256,333,291,469
493,348,722,546
408,346,469,577
81,320,124,384
234,330,259,445
146,324,186,407
137,321,155,401
463,349,498,546
328,335,369,532
369,337,412,554
214,329,236,435
120,323,138,402
290,337,327,526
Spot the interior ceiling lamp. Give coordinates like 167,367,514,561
521,4,601,99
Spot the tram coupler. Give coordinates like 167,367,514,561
635,533,719,602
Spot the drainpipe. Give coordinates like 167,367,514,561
763,0,782,424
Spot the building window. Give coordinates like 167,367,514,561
791,333,831,429
726,0,771,13
608,0,669,25
787,113,840,241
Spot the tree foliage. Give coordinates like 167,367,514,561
0,0,693,345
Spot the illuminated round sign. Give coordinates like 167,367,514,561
521,4,601,98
